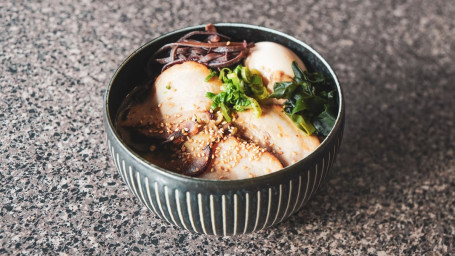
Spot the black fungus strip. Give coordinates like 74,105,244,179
152,24,253,71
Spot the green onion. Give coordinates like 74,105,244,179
205,64,269,122
205,69,217,82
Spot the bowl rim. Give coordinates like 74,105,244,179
103,22,344,185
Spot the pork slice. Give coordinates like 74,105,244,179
117,61,222,139
199,136,283,180
234,104,320,166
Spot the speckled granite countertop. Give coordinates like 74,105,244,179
1,0,454,255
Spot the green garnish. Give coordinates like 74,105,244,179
205,65,268,122
270,61,337,136
205,69,217,82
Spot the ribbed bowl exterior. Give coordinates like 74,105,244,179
104,119,343,235
103,23,345,236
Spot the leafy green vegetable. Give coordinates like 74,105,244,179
269,81,297,99
270,61,337,137
205,65,268,122
313,105,336,137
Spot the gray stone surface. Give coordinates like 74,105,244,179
1,0,454,254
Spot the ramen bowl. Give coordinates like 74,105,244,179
103,23,344,236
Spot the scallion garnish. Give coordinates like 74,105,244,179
205,65,268,122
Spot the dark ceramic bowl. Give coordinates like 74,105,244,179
103,23,344,236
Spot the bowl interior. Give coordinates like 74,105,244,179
105,23,342,183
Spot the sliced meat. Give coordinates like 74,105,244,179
149,120,225,176
117,61,222,139
179,128,217,176
199,136,283,180
234,104,320,167
151,61,222,116
141,130,215,176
